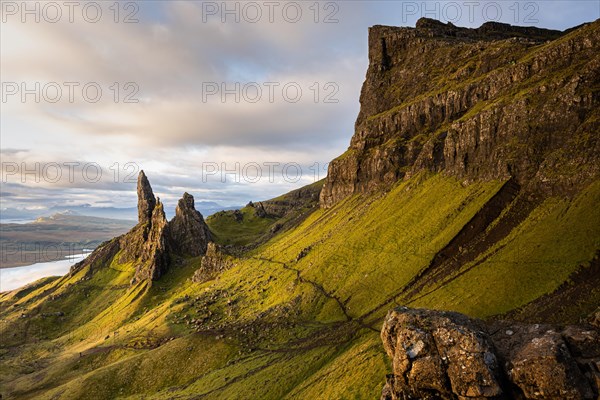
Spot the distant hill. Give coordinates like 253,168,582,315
1,202,239,224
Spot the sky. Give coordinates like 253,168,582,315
1,0,599,219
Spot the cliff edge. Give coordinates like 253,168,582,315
321,18,600,207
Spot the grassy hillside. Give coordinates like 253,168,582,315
207,206,279,247
1,173,598,399
206,180,323,249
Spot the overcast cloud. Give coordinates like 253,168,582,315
1,1,598,218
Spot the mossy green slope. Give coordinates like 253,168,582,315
206,180,323,248
207,206,278,247
1,173,598,399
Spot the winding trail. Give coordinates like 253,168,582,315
251,256,379,333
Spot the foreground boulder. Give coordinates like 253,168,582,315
381,307,599,399
381,307,503,399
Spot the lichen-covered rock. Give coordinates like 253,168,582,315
321,18,600,207
381,307,503,399
507,330,593,399
491,322,598,400
381,307,600,400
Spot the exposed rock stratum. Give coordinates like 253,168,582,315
321,18,600,207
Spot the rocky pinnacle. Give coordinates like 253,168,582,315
137,170,156,224
126,179,212,282
169,192,211,257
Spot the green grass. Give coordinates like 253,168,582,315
1,174,598,399
206,180,323,248
255,173,505,322
412,180,600,317
2,20,599,398
207,206,279,247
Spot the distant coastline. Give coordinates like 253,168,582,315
0,250,92,292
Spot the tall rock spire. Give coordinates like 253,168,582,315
75,171,213,284
138,198,170,281
169,192,211,257
137,170,156,224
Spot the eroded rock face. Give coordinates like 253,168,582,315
381,307,600,400
129,186,212,283
169,192,211,257
134,199,171,281
122,173,174,282
192,242,235,283
71,171,212,284
137,170,156,225
321,18,600,207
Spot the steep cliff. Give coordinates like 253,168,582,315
321,18,600,207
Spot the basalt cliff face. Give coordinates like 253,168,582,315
71,171,211,283
320,18,600,207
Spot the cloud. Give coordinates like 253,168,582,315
0,148,29,155
2,1,597,214
2,1,367,152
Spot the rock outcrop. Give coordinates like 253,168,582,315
169,193,211,257
137,170,157,225
257,182,322,218
191,242,235,283
130,176,212,282
71,171,212,284
321,18,600,207
133,198,171,281
381,307,600,400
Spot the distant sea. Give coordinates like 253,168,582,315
0,251,92,292
0,218,35,224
